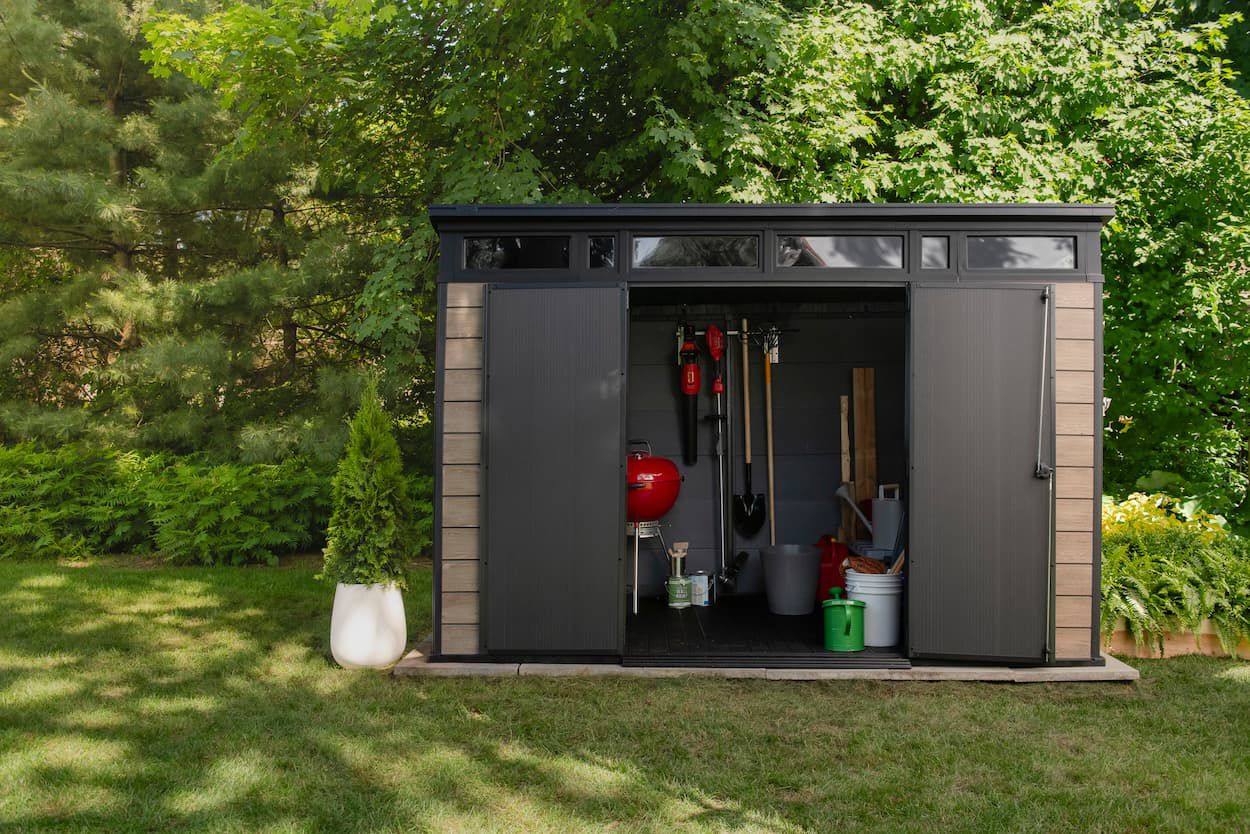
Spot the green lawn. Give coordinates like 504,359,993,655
1,563,1248,834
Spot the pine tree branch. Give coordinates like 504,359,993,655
294,323,381,356
0,237,113,252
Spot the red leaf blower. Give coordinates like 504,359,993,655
680,322,700,465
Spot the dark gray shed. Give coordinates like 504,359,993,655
429,204,1111,668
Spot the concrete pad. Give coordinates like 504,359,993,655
519,664,767,678
1007,655,1139,683
393,648,520,678
395,660,520,677
393,651,1139,683
765,666,1017,682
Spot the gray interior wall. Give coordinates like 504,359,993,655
627,297,906,596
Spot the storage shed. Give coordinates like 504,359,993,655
428,203,1110,669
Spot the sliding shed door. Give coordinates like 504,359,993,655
483,283,628,655
909,285,1054,662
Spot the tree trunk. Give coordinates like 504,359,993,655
105,70,140,354
273,204,298,375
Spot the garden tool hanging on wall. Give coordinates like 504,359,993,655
761,324,781,545
679,322,701,466
705,324,728,578
732,318,766,536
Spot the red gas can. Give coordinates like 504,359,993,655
816,535,849,601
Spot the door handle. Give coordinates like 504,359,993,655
1035,287,1053,480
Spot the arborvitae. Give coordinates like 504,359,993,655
0,0,384,464
321,379,412,588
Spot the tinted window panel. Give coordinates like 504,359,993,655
633,235,758,268
921,236,949,269
589,236,615,269
465,236,570,270
777,235,903,268
967,236,1076,270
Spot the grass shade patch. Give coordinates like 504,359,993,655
0,562,1247,833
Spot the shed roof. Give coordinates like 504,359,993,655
428,203,1115,227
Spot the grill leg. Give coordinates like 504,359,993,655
632,525,640,615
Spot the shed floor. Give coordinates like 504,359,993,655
623,595,910,669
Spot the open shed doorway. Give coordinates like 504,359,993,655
624,285,909,668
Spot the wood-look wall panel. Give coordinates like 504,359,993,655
442,559,479,593
446,283,485,308
445,307,484,338
1055,627,1092,660
1056,532,1094,564
442,496,480,528
1055,308,1095,339
444,338,483,370
1055,467,1094,499
1055,339,1095,372
1056,595,1093,628
1056,403,1095,436
442,465,482,497
441,527,480,560
441,592,479,625
441,624,480,655
1056,435,1094,467
1056,370,1095,404
1054,282,1095,308
442,434,481,465
444,369,483,402
1056,563,1093,596
1056,498,1094,532
443,402,482,434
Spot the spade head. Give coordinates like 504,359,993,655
733,493,767,536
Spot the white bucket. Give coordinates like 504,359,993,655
844,569,903,648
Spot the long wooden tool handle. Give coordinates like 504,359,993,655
740,318,752,466
764,348,777,545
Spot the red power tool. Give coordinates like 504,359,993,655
706,325,725,394
679,323,700,465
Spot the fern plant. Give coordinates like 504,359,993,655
320,379,413,588
1101,494,1250,656
144,459,327,566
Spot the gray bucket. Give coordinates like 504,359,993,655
871,498,904,551
761,545,822,615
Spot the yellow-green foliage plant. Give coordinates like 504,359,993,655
1101,493,1250,656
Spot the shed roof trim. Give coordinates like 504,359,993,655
429,202,1115,227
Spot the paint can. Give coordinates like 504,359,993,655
666,576,692,609
690,572,711,606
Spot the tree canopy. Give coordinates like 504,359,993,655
3,0,1250,524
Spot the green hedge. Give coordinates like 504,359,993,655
0,445,155,559
144,459,330,566
1102,494,1250,656
0,445,354,565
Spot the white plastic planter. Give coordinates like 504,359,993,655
330,583,407,669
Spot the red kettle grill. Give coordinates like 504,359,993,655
626,441,681,522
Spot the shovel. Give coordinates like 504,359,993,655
732,318,766,536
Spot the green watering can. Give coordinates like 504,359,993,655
821,587,865,652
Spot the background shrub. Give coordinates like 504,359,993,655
0,445,341,565
0,445,153,560
144,459,330,566
1102,493,1250,655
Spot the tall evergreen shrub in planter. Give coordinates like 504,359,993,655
322,380,412,669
